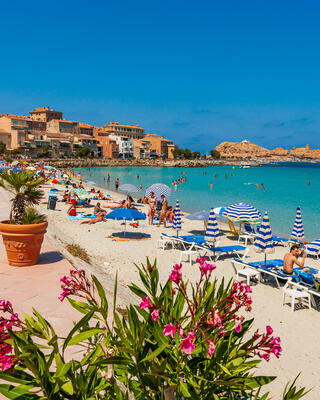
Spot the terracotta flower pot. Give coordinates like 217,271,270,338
0,220,48,267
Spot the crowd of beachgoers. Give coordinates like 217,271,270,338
1,159,320,398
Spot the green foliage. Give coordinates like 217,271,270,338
172,148,201,159
0,141,6,155
0,171,44,224
0,261,310,399
20,207,46,225
36,145,51,158
77,147,91,158
210,149,221,159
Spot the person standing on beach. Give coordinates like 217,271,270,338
107,174,110,183
115,178,119,191
158,194,168,228
69,183,79,204
148,192,156,225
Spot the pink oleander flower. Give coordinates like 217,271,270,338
245,285,252,293
180,333,196,355
261,353,270,362
58,288,71,302
10,314,18,322
196,257,207,264
169,270,181,284
140,296,152,310
208,341,215,356
271,343,282,358
179,327,186,337
163,323,177,339
198,259,216,275
60,275,73,284
271,336,280,345
173,263,182,271
213,312,222,326
0,355,13,371
234,316,243,333
151,309,159,321
266,325,273,335
0,301,12,313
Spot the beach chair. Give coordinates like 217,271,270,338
282,279,311,312
158,233,175,250
179,242,198,266
215,245,249,261
305,240,320,259
272,236,290,247
227,219,239,236
231,258,291,288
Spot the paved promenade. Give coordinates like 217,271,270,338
0,188,79,336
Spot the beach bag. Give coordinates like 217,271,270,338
295,270,314,285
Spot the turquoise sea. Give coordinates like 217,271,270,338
76,163,320,241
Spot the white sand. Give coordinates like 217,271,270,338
38,181,320,399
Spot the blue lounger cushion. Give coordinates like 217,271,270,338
215,245,245,252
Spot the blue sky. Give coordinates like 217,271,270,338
1,0,320,152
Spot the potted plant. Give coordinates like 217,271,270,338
0,170,47,266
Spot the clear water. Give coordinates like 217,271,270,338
75,163,320,240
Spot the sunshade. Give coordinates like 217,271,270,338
222,203,261,223
75,188,89,199
186,210,210,221
86,181,97,186
291,207,304,241
119,184,139,193
145,183,171,201
213,207,226,216
205,208,220,242
106,208,146,235
172,200,181,236
26,166,36,171
106,208,146,221
11,160,19,166
12,166,21,173
254,212,274,261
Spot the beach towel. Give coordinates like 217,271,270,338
67,214,96,221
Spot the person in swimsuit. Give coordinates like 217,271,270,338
158,195,168,228
283,245,310,275
148,192,156,225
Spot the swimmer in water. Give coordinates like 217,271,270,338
257,184,260,189
307,181,311,185
209,182,213,189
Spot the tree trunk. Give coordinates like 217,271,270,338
11,195,25,224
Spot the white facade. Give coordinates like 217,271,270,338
109,135,133,159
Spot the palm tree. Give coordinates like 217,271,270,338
0,171,44,224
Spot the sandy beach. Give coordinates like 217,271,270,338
37,179,320,399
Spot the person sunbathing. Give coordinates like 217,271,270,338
283,245,310,275
104,200,126,209
78,198,91,208
124,196,138,210
67,202,77,217
97,190,110,200
80,215,106,224
94,202,106,215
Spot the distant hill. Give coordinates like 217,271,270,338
215,141,320,160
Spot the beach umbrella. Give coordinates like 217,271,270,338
172,200,182,236
26,166,36,171
119,184,139,193
106,208,146,235
291,207,304,241
145,183,171,201
86,181,97,186
12,166,21,173
186,210,210,221
205,208,220,243
213,207,226,216
222,203,261,224
254,212,274,267
75,188,89,199
11,160,19,167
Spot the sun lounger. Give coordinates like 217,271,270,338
272,236,290,247
196,244,247,261
231,258,292,288
305,240,320,259
179,235,207,244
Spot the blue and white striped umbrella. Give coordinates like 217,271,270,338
172,200,181,235
254,212,274,254
222,203,261,223
205,208,220,242
145,183,171,201
291,207,304,240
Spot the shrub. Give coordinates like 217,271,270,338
0,261,310,399
65,243,91,263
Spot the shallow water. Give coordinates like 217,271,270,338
75,162,320,240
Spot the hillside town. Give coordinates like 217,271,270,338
0,106,177,159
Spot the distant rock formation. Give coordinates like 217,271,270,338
215,141,320,160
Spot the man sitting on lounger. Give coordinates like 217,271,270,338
283,245,310,274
